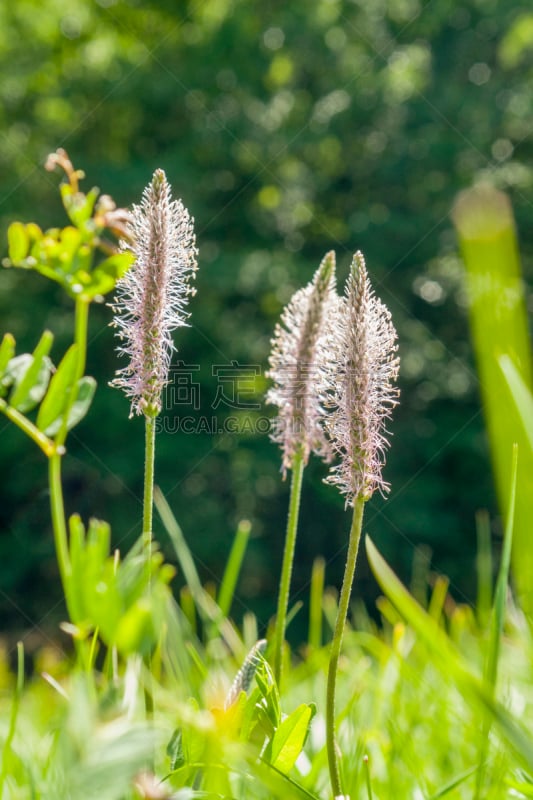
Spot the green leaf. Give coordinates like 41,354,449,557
270,703,315,773
7,222,29,263
254,660,280,729
240,686,264,745
8,330,53,412
61,184,99,226
94,252,134,281
37,360,96,436
37,345,79,433
114,599,154,656
181,700,207,765
0,334,16,380
167,728,186,771
500,355,533,452
64,375,96,432
67,514,87,624
1,355,32,391
83,252,135,299
58,226,83,269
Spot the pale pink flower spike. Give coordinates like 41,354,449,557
266,251,340,476
325,252,400,504
110,169,198,417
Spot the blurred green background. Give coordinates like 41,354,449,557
1,0,532,643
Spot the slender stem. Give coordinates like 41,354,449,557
49,450,71,590
74,298,89,377
49,298,89,605
272,449,305,686
0,400,55,457
326,495,365,800
143,415,157,557
142,414,157,719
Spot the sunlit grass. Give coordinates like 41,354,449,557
2,544,533,800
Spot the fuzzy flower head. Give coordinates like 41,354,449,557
110,169,198,418
325,252,399,504
266,251,339,475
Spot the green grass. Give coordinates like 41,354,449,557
1,516,533,800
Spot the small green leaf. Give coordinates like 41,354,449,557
255,661,280,729
114,599,154,656
270,704,315,773
1,354,33,391
7,222,29,263
0,334,16,379
240,686,264,744
65,375,97,432
58,227,83,271
43,375,95,436
82,252,135,299
61,185,99,226
26,222,42,242
95,252,134,280
9,331,54,412
167,729,185,771
177,699,207,766
67,514,87,624
37,345,79,433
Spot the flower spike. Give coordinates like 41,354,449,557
325,252,399,503
110,169,198,418
266,251,339,475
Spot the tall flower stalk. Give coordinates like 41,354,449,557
324,252,399,799
111,169,197,555
266,251,338,685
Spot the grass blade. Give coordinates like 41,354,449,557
0,642,25,795
154,487,204,606
218,519,251,618
485,443,518,689
427,766,477,799
365,536,533,774
475,509,492,628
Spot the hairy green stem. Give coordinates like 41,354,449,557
48,298,89,604
74,298,89,377
326,495,365,800
143,415,156,558
272,449,305,686
142,414,157,719
49,450,71,589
